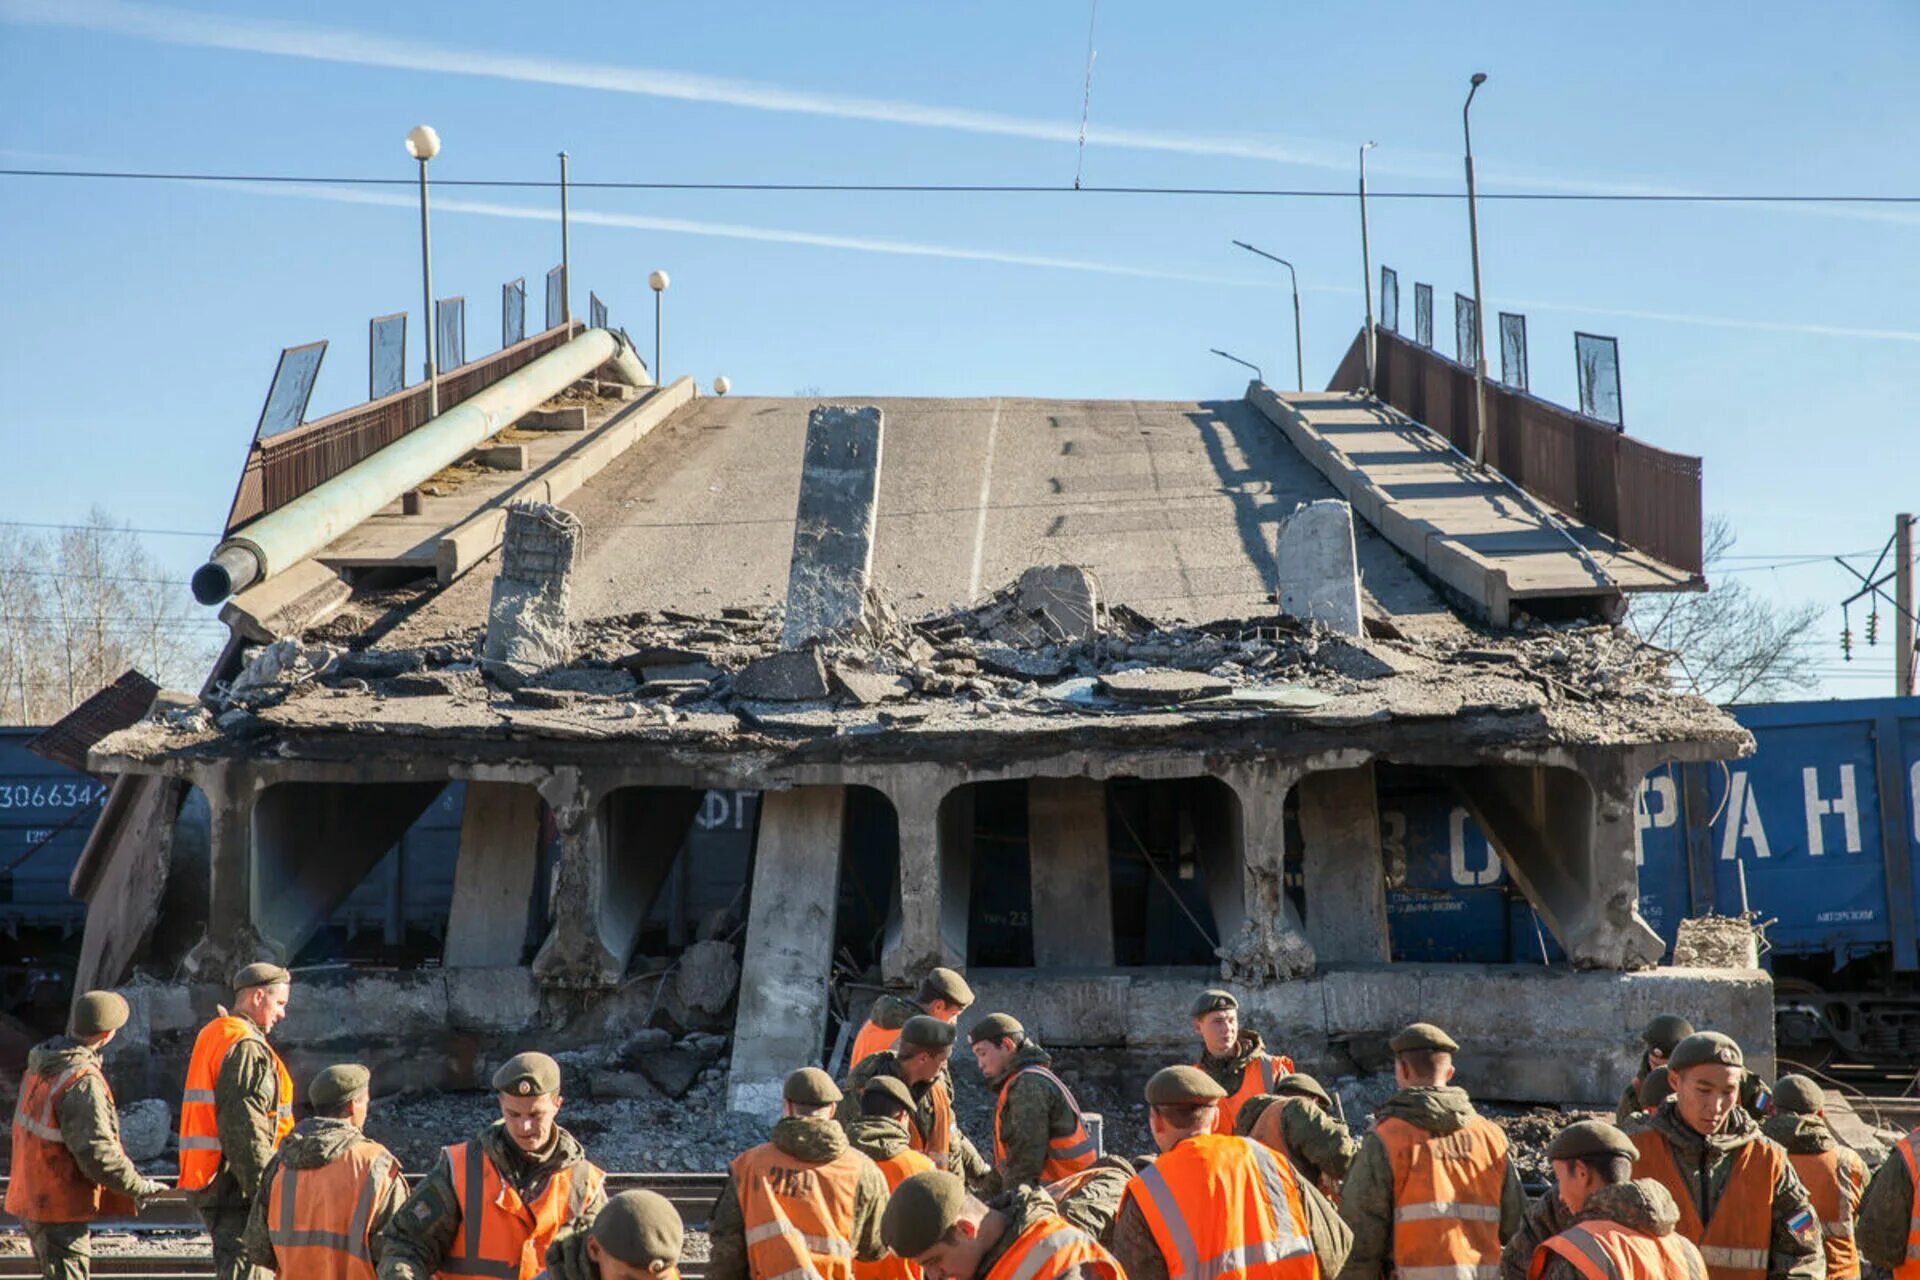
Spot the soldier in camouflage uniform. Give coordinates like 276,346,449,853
1521,1122,1708,1280
840,1016,990,1186
1242,1073,1360,1201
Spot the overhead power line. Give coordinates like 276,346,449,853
3,167,1917,205
0,519,218,540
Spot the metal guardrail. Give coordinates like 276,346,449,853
1330,327,1704,577
221,322,584,535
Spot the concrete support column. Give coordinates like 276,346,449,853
879,768,965,982
1027,777,1115,968
1297,765,1391,963
444,781,544,967
530,771,615,987
727,786,848,1117
1217,764,1316,981
179,765,264,980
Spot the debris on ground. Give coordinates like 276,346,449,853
1673,915,1763,968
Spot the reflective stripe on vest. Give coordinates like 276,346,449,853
1377,1116,1508,1279
1392,1266,1500,1280
266,1142,398,1280
441,1140,602,1280
1527,1220,1708,1280
1396,1203,1505,1224
993,1068,1096,1183
985,1216,1119,1280
1209,1053,1299,1137
4,1057,136,1225
1631,1129,1779,1280
730,1141,866,1280
1128,1135,1316,1280
177,1015,295,1191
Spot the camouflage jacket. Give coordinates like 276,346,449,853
190,1028,286,1210
977,1187,1119,1280
245,1117,407,1269
840,1050,990,1186
1634,1103,1824,1280
1855,1131,1916,1271
16,1039,157,1211
1247,1096,1360,1192
976,1042,1083,1197
1501,1188,1576,1280
707,1116,888,1280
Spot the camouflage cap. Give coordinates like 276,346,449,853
309,1064,371,1109
492,1051,563,1097
1637,1066,1673,1110
783,1067,842,1106
68,990,130,1038
1274,1072,1333,1108
1546,1120,1639,1163
1389,1022,1459,1053
1144,1065,1228,1106
968,1013,1024,1046
233,962,292,992
1642,1014,1696,1055
1189,989,1239,1018
899,1015,957,1052
1771,1074,1824,1115
863,1075,916,1113
592,1190,684,1267
1668,1031,1743,1072
880,1170,967,1259
916,967,974,1009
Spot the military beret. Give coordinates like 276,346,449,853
917,968,974,1009
969,1013,1024,1045
309,1064,370,1109
492,1051,563,1097
899,1016,957,1052
863,1075,916,1112
880,1170,967,1259
592,1190,684,1266
1668,1031,1743,1072
1638,1066,1673,1110
1145,1065,1228,1106
784,1067,842,1106
1274,1072,1332,1108
1390,1022,1459,1053
69,990,130,1038
1546,1120,1639,1163
1190,989,1239,1018
1771,1074,1824,1116
233,962,292,992
1642,1014,1696,1054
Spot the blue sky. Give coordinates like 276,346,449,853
2,0,1915,696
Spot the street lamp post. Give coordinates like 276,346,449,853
558,151,571,324
1231,240,1304,392
405,125,441,417
1360,141,1378,391
1464,72,1490,464
1209,348,1263,384
649,270,670,382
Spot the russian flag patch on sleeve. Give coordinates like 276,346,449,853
1787,1208,1816,1237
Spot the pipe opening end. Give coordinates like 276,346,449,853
191,563,233,606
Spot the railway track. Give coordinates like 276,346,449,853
0,1173,726,1279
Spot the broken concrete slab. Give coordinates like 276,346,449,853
977,646,1068,681
330,649,425,680
526,667,639,698
781,405,884,648
587,1070,662,1101
1015,565,1101,640
638,1047,710,1098
735,648,831,701
483,503,583,687
1275,499,1364,636
117,1097,170,1162
523,404,589,431
1673,916,1761,968
1097,668,1233,704
382,668,482,698
830,665,912,705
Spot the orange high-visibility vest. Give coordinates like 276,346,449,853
993,1067,1097,1185
1890,1130,1919,1280
854,1145,934,1280
5,1056,138,1224
1788,1147,1862,1280
264,1138,403,1280
440,1140,604,1280
1632,1129,1782,1280
1207,1052,1297,1137
177,1015,295,1191
1526,1218,1708,1280
1248,1100,1342,1205
1376,1114,1510,1280
1125,1133,1320,1280
731,1140,868,1280
851,1020,902,1068
983,1215,1122,1280
906,1078,954,1170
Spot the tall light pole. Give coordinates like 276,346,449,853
1464,72,1490,464
1359,141,1378,391
1232,240,1304,392
558,151,572,324
649,269,670,382
405,125,441,417
1209,348,1263,384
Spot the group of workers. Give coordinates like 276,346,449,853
11,963,1920,1280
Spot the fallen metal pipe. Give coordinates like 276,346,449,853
194,328,649,605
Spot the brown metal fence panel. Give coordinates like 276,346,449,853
1324,327,1702,575
223,322,581,534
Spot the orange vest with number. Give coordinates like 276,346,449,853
178,1015,295,1191
731,1140,868,1280
1376,1114,1510,1279
1207,1052,1296,1137
1788,1146,1862,1280
994,1067,1097,1185
1888,1130,1919,1280
6,1053,138,1224
1526,1218,1708,1280
985,1215,1121,1280
1126,1133,1320,1280
1631,1129,1782,1280
440,1140,604,1280
264,1136,404,1280
854,1143,934,1280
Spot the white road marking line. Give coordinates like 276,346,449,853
966,398,1003,600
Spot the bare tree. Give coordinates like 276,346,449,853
0,509,216,723
1629,515,1821,704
